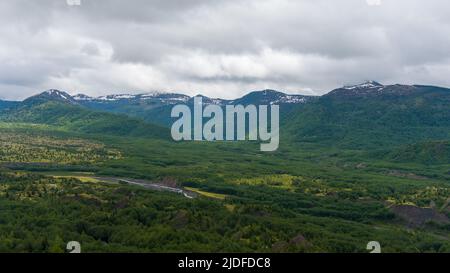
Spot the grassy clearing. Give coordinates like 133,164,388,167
232,174,297,190
51,175,102,183
184,187,228,200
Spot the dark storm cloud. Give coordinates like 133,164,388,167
1,0,450,100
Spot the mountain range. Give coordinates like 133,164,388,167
1,80,450,253
0,81,449,161
285,82,450,149
0,89,168,139
0,87,316,129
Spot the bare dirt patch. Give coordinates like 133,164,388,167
390,205,449,227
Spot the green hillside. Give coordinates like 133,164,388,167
284,85,450,149
0,85,449,253
387,141,450,165
0,101,169,139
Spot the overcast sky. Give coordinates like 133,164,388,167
1,0,450,100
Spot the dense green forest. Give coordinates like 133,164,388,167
0,86,449,253
0,123,449,253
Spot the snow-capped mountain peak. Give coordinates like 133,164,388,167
43,89,72,100
327,81,424,98
229,89,313,105
33,89,313,107
343,81,383,90
22,89,79,105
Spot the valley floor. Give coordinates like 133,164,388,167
0,123,449,253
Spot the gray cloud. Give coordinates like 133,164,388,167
1,0,450,100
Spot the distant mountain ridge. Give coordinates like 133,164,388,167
284,82,450,149
327,81,424,98
1,81,449,152
2,81,450,104
9,88,314,127
24,89,79,105
71,89,312,106
73,92,190,104
0,90,169,139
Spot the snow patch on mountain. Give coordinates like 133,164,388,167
72,92,191,104
276,95,308,104
96,94,136,101
73,94,94,101
50,89,311,105
343,81,383,90
44,89,71,100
